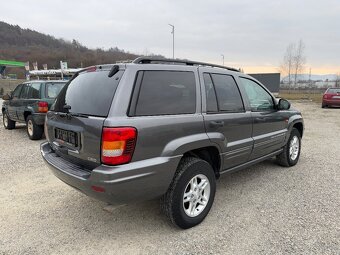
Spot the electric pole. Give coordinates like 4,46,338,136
221,54,224,66
168,24,174,59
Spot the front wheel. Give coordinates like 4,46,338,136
3,113,16,130
276,128,301,167
161,157,216,229
26,115,44,140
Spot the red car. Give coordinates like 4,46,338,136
322,88,340,108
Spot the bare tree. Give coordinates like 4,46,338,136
280,43,295,89
335,73,340,88
293,40,306,86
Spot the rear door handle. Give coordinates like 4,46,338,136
209,121,224,128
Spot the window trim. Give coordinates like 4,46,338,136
204,72,246,114
239,76,275,112
128,70,198,117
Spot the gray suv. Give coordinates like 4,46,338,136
41,57,303,229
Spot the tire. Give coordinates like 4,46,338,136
161,157,216,229
322,104,326,108
276,128,301,167
3,112,16,130
26,115,43,140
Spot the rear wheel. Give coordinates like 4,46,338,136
26,115,43,140
322,104,327,108
161,157,216,229
3,112,16,130
276,128,301,167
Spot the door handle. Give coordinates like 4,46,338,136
209,121,224,128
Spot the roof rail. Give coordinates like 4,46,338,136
132,57,239,72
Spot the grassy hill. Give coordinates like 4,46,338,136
0,21,142,78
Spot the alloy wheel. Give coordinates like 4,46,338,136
183,174,211,217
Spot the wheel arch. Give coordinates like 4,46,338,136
24,110,33,121
293,122,303,138
183,146,221,179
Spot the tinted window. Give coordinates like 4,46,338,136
240,77,274,111
20,84,30,99
210,74,244,112
29,83,41,99
12,84,23,98
52,70,124,117
203,73,218,112
46,82,66,98
134,71,196,116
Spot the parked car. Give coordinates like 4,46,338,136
40,58,304,229
322,88,340,108
2,80,67,140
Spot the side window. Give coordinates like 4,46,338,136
203,73,218,112
29,83,41,99
20,84,30,99
210,74,244,112
12,84,23,99
134,71,196,116
239,78,274,112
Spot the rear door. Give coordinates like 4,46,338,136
200,69,253,170
238,77,287,160
46,67,124,169
7,84,23,120
17,83,30,121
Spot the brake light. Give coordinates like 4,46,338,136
38,101,48,113
101,127,137,165
85,66,97,72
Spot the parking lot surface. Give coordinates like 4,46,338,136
0,101,339,255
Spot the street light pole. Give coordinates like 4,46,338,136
221,54,224,66
168,24,174,59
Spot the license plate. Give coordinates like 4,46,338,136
55,128,78,147
333,96,340,99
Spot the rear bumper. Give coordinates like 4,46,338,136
323,99,340,106
40,142,180,205
32,113,46,125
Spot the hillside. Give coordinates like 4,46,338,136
0,21,141,77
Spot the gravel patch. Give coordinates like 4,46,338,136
0,102,339,254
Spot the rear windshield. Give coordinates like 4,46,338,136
51,70,124,117
327,88,340,94
46,82,66,98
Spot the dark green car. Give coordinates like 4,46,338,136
2,80,66,140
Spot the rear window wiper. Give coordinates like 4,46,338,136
108,65,119,78
57,112,89,118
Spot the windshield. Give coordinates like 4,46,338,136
51,70,124,117
46,82,66,98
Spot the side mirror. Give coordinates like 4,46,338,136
2,94,11,100
278,98,290,110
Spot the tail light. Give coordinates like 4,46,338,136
38,101,48,113
101,127,137,165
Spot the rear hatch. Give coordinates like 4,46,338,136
327,88,340,101
45,66,124,169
